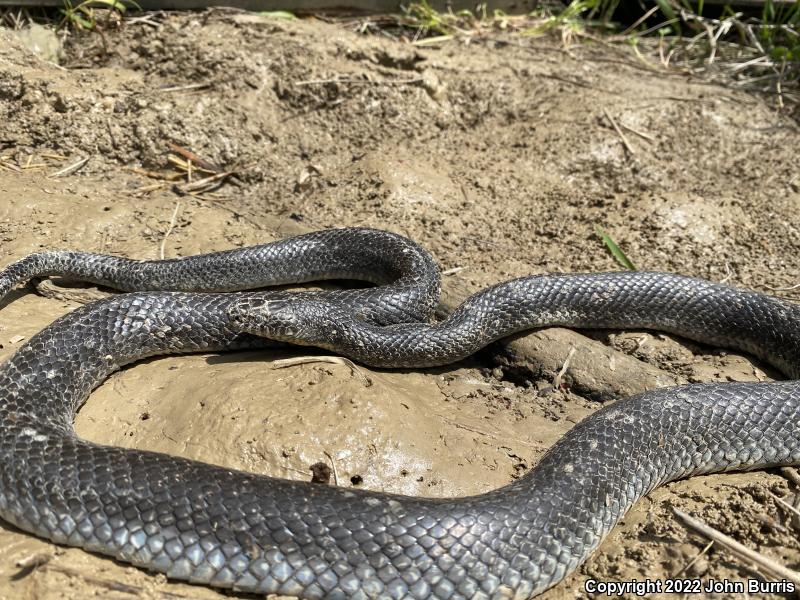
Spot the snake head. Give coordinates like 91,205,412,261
228,297,352,349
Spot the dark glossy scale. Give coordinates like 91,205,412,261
1,227,800,599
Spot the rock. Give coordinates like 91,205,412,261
492,328,683,402
13,24,61,65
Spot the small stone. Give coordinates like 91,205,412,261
13,24,61,65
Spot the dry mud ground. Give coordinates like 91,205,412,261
1,12,800,600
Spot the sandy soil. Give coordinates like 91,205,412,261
1,11,800,599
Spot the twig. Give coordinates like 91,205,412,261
765,282,800,292
293,77,423,86
168,143,220,173
48,156,89,178
0,159,21,172
159,201,181,260
553,347,576,391
174,170,235,194
602,108,635,155
412,34,455,46
125,166,185,181
673,508,800,586
323,450,340,486
434,413,535,448
618,4,661,37
134,182,168,195
15,552,52,570
441,267,466,276
271,356,372,387
719,262,733,284
157,82,212,94
283,464,310,477
619,122,656,142
42,563,190,598
675,540,714,577
768,490,800,521
13,552,52,579
167,155,217,175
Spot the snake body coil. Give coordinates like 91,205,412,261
0,227,799,599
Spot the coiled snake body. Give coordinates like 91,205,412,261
0,227,799,599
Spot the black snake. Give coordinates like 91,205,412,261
0,227,798,599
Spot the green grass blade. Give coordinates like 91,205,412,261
594,225,637,270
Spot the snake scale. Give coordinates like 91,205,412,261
0,226,799,599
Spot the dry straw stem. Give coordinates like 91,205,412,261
293,76,424,86
167,154,218,176
553,347,576,391
168,143,221,173
619,122,656,142
159,201,181,260
48,156,89,178
768,490,800,520
434,412,536,449
675,540,715,577
157,82,212,94
45,564,190,598
0,158,21,172
323,450,340,486
602,108,636,155
271,356,373,387
125,166,185,181
673,508,800,586
14,552,189,598
174,169,237,194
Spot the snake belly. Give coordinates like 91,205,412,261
0,227,799,600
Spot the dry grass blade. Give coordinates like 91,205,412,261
768,490,800,520
294,76,423,86
766,282,800,292
619,4,661,37
272,356,372,387
673,508,800,586
674,540,715,577
12,552,52,580
48,156,90,178
159,201,181,260
0,158,22,173
603,108,636,155
553,347,576,391
157,83,212,94
42,563,191,597
168,143,221,173
323,450,340,486
619,122,656,142
174,170,236,194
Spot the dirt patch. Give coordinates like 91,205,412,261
1,12,800,599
